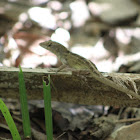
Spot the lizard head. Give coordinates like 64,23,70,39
40,40,69,55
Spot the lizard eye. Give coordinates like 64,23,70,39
48,42,51,46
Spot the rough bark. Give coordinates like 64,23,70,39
0,66,140,107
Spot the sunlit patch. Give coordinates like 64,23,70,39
48,1,62,11
51,28,70,48
16,39,27,47
59,12,69,19
19,13,28,22
3,59,11,67
71,39,109,60
21,53,42,68
71,45,94,59
63,20,71,30
116,28,131,44
28,7,56,29
31,0,49,5
114,52,140,71
30,45,48,55
97,60,113,72
92,39,109,59
70,1,90,27
116,28,140,44
88,2,111,16
42,55,57,66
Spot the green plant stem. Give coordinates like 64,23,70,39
19,66,31,138
43,75,53,140
0,99,21,140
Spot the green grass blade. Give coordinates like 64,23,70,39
18,66,31,138
43,75,53,140
0,99,21,140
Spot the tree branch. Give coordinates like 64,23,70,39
0,66,140,106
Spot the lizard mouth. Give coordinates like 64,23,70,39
40,40,52,48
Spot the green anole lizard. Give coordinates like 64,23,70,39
40,40,140,100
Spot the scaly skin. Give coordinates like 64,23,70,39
40,40,140,100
